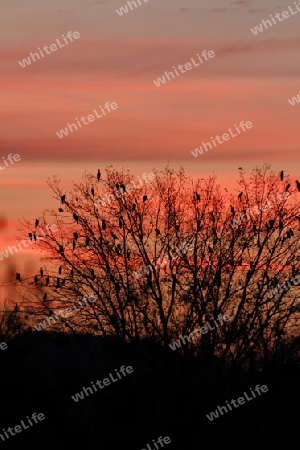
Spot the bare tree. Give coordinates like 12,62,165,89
18,165,299,368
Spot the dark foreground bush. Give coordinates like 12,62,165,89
0,331,298,449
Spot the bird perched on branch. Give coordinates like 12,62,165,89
132,203,136,212
58,266,62,275
73,213,79,223
46,276,50,286
28,233,33,241
35,219,39,228
155,228,160,236
102,220,106,230
85,236,90,246
16,273,21,282
230,206,235,216
73,232,78,240
194,192,200,201
238,192,243,199
33,231,37,241
296,180,300,192
91,187,94,197
40,268,43,278
58,208,64,212
280,170,284,181
285,183,291,192
61,195,66,204
143,195,147,202
97,169,101,181
34,275,38,285
119,218,123,228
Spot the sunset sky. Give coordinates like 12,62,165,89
1,0,300,297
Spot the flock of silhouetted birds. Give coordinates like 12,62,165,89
14,169,300,300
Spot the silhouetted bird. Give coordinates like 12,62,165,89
34,275,38,285
132,203,136,212
238,192,243,199
155,228,160,235
195,192,200,201
285,183,291,191
102,220,106,230
269,219,275,228
73,213,79,223
127,249,131,259
238,167,242,170
91,187,94,197
97,169,101,181
33,231,37,241
46,276,50,286
296,180,300,192
61,195,66,204
58,266,62,275
111,232,118,240
116,183,120,190
120,184,126,192
73,232,78,240
29,233,33,241
143,195,147,202
40,268,43,277
72,240,76,250
43,293,47,302
56,278,61,288
279,220,284,230
280,170,284,181
119,219,123,228
59,245,63,254
16,273,21,282
86,236,90,246
35,219,39,228
58,208,64,212
230,206,235,215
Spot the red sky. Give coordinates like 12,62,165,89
1,0,300,300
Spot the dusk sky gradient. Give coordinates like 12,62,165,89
1,0,300,296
